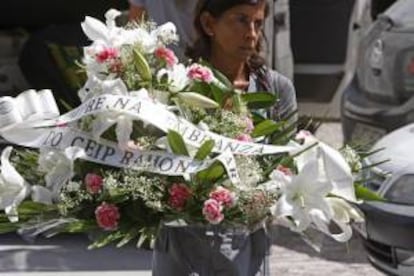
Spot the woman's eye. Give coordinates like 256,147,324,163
236,15,249,25
254,20,263,30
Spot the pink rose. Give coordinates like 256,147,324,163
209,186,235,208
95,47,119,63
84,173,103,194
155,47,178,67
236,133,253,142
187,64,213,83
168,183,192,211
275,165,293,176
95,202,120,231
202,199,224,224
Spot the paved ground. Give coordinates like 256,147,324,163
271,226,384,276
0,226,384,276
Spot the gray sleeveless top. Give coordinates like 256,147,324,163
247,68,297,125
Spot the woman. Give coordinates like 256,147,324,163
152,1,297,275
187,0,297,123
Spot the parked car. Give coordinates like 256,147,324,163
356,122,414,276
341,0,414,145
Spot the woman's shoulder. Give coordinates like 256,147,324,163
267,68,293,87
265,68,294,92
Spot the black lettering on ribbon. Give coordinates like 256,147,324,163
43,130,63,147
113,97,130,110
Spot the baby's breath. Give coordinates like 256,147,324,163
105,170,166,212
235,156,263,189
203,110,247,137
58,181,93,215
340,145,362,173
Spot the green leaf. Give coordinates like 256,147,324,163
133,49,152,82
188,81,211,95
251,112,266,124
355,183,385,201
0,223,19,234
117,228,139,248
241,92,277,109
231,94,247,114
88,231,124,249
212,68,232,89
177,92,219,109
167,130,189,156
194,140,215,160
136,231,148,248
251,120,282,138
210,83,225,105
64,220,97,233
18,201,56,214
197,161,225,181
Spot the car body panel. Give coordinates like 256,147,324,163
385,0,414,29
341,0,414,145
355,121,414,275
370,123,414,174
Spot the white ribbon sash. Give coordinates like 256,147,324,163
1,126,240,183
9,94,297,155
0,92,298,184
0,89,59,130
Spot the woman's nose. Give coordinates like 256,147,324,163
245,22,258,40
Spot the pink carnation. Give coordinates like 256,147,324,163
236,133,253,142
84,173,103,194
202,199,224,224
209,186,235,208
187,64,213,83
95,202,120,231
155,47,178,67
95,47,119,63
275,165,293,176
168,183,192,211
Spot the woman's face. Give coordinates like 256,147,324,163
203,2,266,62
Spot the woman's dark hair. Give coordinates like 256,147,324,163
186,0,269,74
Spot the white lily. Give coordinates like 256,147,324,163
0,147,29,222
82,9,156,50
31,185,53,205
157,64,189,92
105,9,121,29
304,197,363,243
81,16,111,45
263,168,292,196
81,9,157,80
78,74,103,102
326,197,363,241
38,147,85,199
82,9,130,47
79,76,131,102
275,159,333,232
151,22,179,45
89,79,137,148
294,131,357,202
